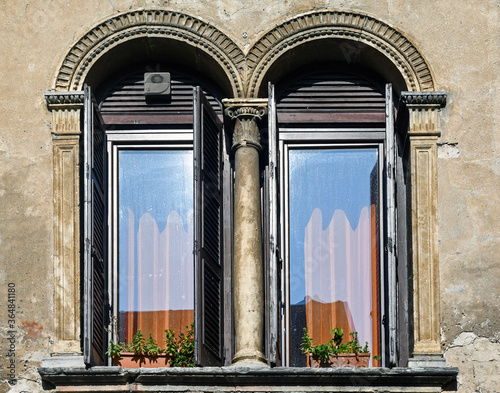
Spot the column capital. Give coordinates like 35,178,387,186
44,91,85,138
400,91,447,137
223,99,268,152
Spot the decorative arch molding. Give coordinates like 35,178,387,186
54,9,437,98
53,10,246,97
246,10,436,97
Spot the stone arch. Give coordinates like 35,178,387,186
247,10,436,97
53,9,246,97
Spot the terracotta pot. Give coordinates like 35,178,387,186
112,352,171,368
309,353,370,368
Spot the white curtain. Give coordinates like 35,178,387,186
304,206,379,357
124,208,194,342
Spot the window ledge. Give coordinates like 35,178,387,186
39,365,458,392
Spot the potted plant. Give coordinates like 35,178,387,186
301,327,376,368
164,324,195,367
107,323,195,368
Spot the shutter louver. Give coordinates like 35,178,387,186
83,85,108,365
99,70,222,125
277,71,385,125
193,87,224,366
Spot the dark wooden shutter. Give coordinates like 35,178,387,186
395,92,411,367
264,83,280,365
384,83,397,366
193,86,224,366
83,85,108,365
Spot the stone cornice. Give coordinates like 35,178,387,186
38,366,458,391
401,91,447,108
45,91,84,111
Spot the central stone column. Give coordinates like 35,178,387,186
224,99,268,367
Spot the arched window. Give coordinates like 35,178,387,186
265,67,406,366
83,65,230,366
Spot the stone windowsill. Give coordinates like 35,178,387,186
39,365,458,392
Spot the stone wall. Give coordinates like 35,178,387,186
445,333,500,392
0,1,498,392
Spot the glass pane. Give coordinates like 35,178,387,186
288,148,380,366
118,150,194,344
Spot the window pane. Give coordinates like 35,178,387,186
288,148,380,366
118,150,194,344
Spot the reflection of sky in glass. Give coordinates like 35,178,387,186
289,148,378,305
118,150,193,312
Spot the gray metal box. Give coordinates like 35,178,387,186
144,72,171,96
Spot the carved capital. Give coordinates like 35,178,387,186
224,99,268,151
401,91,447,137
45,91,84,138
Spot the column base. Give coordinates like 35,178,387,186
231,348,269,368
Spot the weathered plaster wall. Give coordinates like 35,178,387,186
0,2,58,392
0,1,498,392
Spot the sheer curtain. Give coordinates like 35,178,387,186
122,209,194,343
304,206,379,362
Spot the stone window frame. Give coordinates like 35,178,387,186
43,9,449,369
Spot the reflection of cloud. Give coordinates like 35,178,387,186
119,150,193,233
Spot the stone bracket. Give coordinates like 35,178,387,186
401,91,447,136
45,91,84,137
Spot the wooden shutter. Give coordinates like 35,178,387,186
83,85,108,365
395,93,411,367
264,83,280,365
384,83,397,366
193,86,224,366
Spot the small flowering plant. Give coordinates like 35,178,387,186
301,327,376,367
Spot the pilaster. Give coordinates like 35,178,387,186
224,99,268,367
401,91,447,362
45,91,84,356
